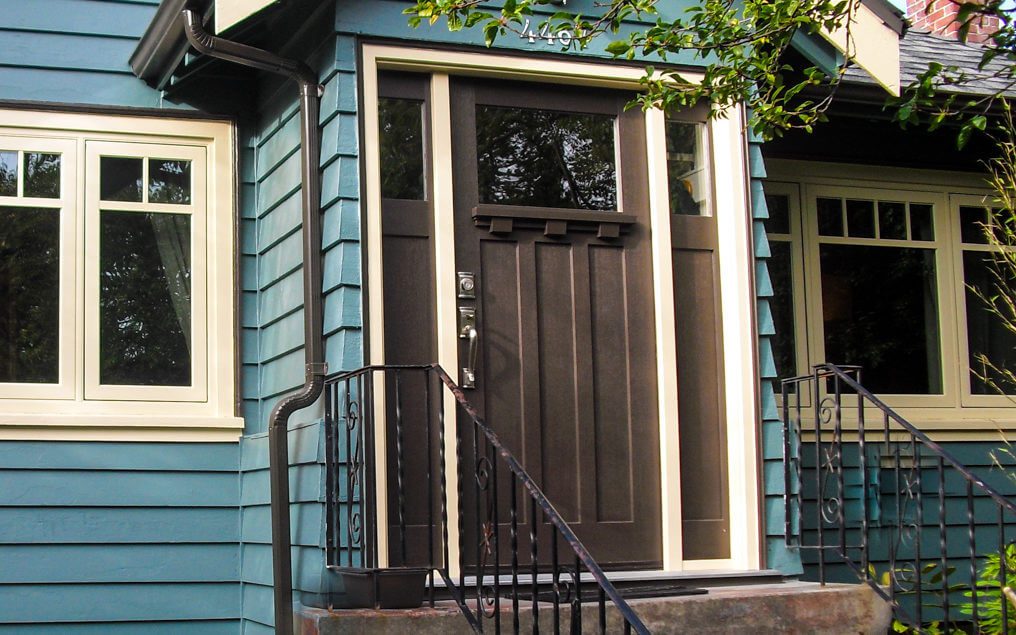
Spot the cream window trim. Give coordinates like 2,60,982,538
764,164,1016,436
0,110,239,442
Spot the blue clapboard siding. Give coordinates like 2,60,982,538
0,441,241,631
795,441,1016,622
333,0,705,64
0,0,184,108
238,423,327,632
752,129,804,575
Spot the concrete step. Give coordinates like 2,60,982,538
297,580,891,634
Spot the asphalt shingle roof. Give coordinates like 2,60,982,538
843,29,1016,95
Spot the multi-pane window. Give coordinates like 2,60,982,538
0,112,237,440
764,180,1015,424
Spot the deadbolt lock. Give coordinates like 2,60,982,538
457,272,476,299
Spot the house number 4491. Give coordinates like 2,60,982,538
519,19,580,46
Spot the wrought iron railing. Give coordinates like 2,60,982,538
324,364,650,634
783,363,1016,632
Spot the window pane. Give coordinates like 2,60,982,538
764,193,791,234
963,251,1016,395
148,159,191,204
476,105,617,210
817,197,844,236
100,157,143,202
820,244,942,394
0,207,60,383
846,199,876,238
768,240,797,378
909,203,935,241
100,211,191,386
960,205,990,244
0,151,17,196
878,201,907,240
23,153,60,199
379,98,425,200
666,120,710,216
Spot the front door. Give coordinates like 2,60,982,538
447,78,662,569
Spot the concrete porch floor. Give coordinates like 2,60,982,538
296,580,892,634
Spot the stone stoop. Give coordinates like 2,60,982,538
296,580,892,634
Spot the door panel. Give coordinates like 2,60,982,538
450,77,662,569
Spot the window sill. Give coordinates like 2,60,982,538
0,413,244,442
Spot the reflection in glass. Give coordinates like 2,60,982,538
666,120,710,216
100,157,143,202
148,159,191,204
846,199,875,238
476,105,617,210
24,153,60,199
878,201,907,240
0,152,17,197
963,251,1016,395
379,98,425,200
763,193,790,234
960,205,990,244
768,240,797,379
817,197,843,236
0,207,60,383
100,211,191,386
820,244,941,394
910,203,935,241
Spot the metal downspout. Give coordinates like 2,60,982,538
182,9,326,635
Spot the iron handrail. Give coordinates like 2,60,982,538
323,363,651,634
797,364,1016,514
783,362,1016,632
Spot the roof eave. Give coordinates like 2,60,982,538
130,0,213,90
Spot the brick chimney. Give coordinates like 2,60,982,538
907,0,1000,43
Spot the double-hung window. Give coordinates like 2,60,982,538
765,165,1016,435
0,110,239,441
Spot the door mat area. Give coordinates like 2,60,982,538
506,584,707,602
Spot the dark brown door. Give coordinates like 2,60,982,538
448,78,662,569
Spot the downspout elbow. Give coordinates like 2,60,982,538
181,8,319,88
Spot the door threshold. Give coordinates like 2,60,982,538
430,568,785,590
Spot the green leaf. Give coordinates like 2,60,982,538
604,40,633,56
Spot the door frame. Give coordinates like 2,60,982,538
360,43,761,573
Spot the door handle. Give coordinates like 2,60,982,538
462,325,478,389
459,307,478,389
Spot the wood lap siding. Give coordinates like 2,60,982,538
0,441,241,633
0,0,179,109
754,129,805,574
237,29,358,631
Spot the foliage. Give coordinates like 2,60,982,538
970,106,1016,399
958,543,1016,634
404,0,857,140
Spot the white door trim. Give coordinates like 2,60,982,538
361,43,760,572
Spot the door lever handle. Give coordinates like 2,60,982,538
461,325,478,389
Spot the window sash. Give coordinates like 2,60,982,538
84,141,208,402
801,185,956,409
951,193,1016,407
0,137,77,400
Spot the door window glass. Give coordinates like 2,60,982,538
475,105,617,210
